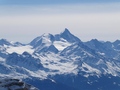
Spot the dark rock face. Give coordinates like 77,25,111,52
0,78,39,90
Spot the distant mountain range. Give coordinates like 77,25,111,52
0,28,120,90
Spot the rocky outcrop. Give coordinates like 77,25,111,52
0,78,39,90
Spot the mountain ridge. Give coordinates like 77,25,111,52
0,28,120,90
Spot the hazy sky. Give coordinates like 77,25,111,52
0,0,120,43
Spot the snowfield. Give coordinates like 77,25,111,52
6,45,34,54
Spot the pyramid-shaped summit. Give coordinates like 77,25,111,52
61,28,71,34
60,28,81,43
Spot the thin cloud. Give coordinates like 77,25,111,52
0,2,120,43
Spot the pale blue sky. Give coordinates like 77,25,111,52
0,0,120,43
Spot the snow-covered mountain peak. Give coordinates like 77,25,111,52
113,39,120,44
42,33,55,43
60,28,81,43
61,28,71,35
90,39,99,42
113,40,120,46
0,39,11,46
30,33,55,48
42,33,54,38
